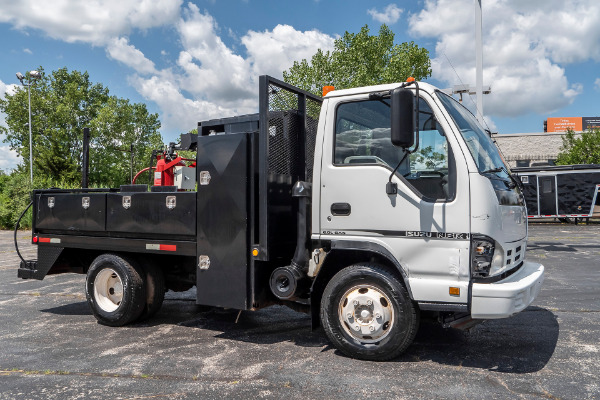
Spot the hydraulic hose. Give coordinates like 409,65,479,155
133,167,154,184
14,201,34,265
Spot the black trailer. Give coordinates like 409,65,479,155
17,75,322,321
512,164,600,220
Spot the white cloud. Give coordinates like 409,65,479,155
409,0,597,118
0,80,18,98
0,1,336,137
106,37,157,75
175,4,254,104
23,48,32,54
129,74,255,134
0,0,182,45
127,3,336,134
595,78,600,91
368,4,403,24
0,145,21,172
242,24,335,79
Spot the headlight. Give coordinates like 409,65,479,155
471,235,505,279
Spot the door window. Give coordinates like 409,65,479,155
334,97,455,201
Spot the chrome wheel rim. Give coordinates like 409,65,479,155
93,268,123,312
338,284,394,343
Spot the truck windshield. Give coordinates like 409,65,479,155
436,92,510,179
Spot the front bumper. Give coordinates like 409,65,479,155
470,260,544,319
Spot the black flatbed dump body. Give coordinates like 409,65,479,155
19,187,197,281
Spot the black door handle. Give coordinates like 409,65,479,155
331,203,351,216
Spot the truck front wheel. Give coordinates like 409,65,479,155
320,263,419,361
85,254,146,327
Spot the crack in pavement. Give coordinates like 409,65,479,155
0,368,263,386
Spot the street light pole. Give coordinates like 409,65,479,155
16,70,40,185
27,83,33,184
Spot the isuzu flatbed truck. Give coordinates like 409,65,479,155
16,76,544,360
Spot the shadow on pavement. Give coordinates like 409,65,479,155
40,301,91,316
147,302,559,372
38,298,559,373
400,306,559,373
528,242,600,252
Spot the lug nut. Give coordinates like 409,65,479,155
347,313,353,319
353,300,359,305
354,325,360,331
375,313,381,319
366,300,372,306
369,326,375,332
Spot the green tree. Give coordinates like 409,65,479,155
0,67,163,187
0,168,81,229
283,24,431,95
89,97,163,187
556,128,600,165
410,145,446,170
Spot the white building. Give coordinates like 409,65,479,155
491,131,582,168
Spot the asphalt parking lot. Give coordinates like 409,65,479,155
1,223,599,399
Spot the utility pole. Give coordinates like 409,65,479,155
27,84,33,183
475,0,484,125
16,70,41,184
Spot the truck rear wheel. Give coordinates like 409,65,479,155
320,263,419,361
137,261,165,322
86,254,146,327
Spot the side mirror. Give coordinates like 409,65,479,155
390,88,415,148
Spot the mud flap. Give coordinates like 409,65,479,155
17,246,64,280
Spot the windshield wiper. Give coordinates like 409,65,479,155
481,167,503,175
482,166,519,189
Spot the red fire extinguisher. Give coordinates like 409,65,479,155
153,156,186,186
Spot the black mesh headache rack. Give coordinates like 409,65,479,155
194,76,322,309
260,76,322,262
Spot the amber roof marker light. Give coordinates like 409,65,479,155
322,86,335,97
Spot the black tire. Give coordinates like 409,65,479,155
137,261,165,322
85,254,146,327
320,263,419,361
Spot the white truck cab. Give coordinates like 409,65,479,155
310,80,544,359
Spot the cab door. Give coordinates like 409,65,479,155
317,91,472,304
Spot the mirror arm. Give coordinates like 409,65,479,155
386,151,410,195
387,81,420,195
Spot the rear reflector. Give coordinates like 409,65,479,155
146,244,177,252
37,237,61,244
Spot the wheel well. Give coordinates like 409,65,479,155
310,248,411,329
48,250,195,291
47,248,100,276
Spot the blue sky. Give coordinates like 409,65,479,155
1,0,599,171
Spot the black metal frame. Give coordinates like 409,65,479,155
257,75,322,261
